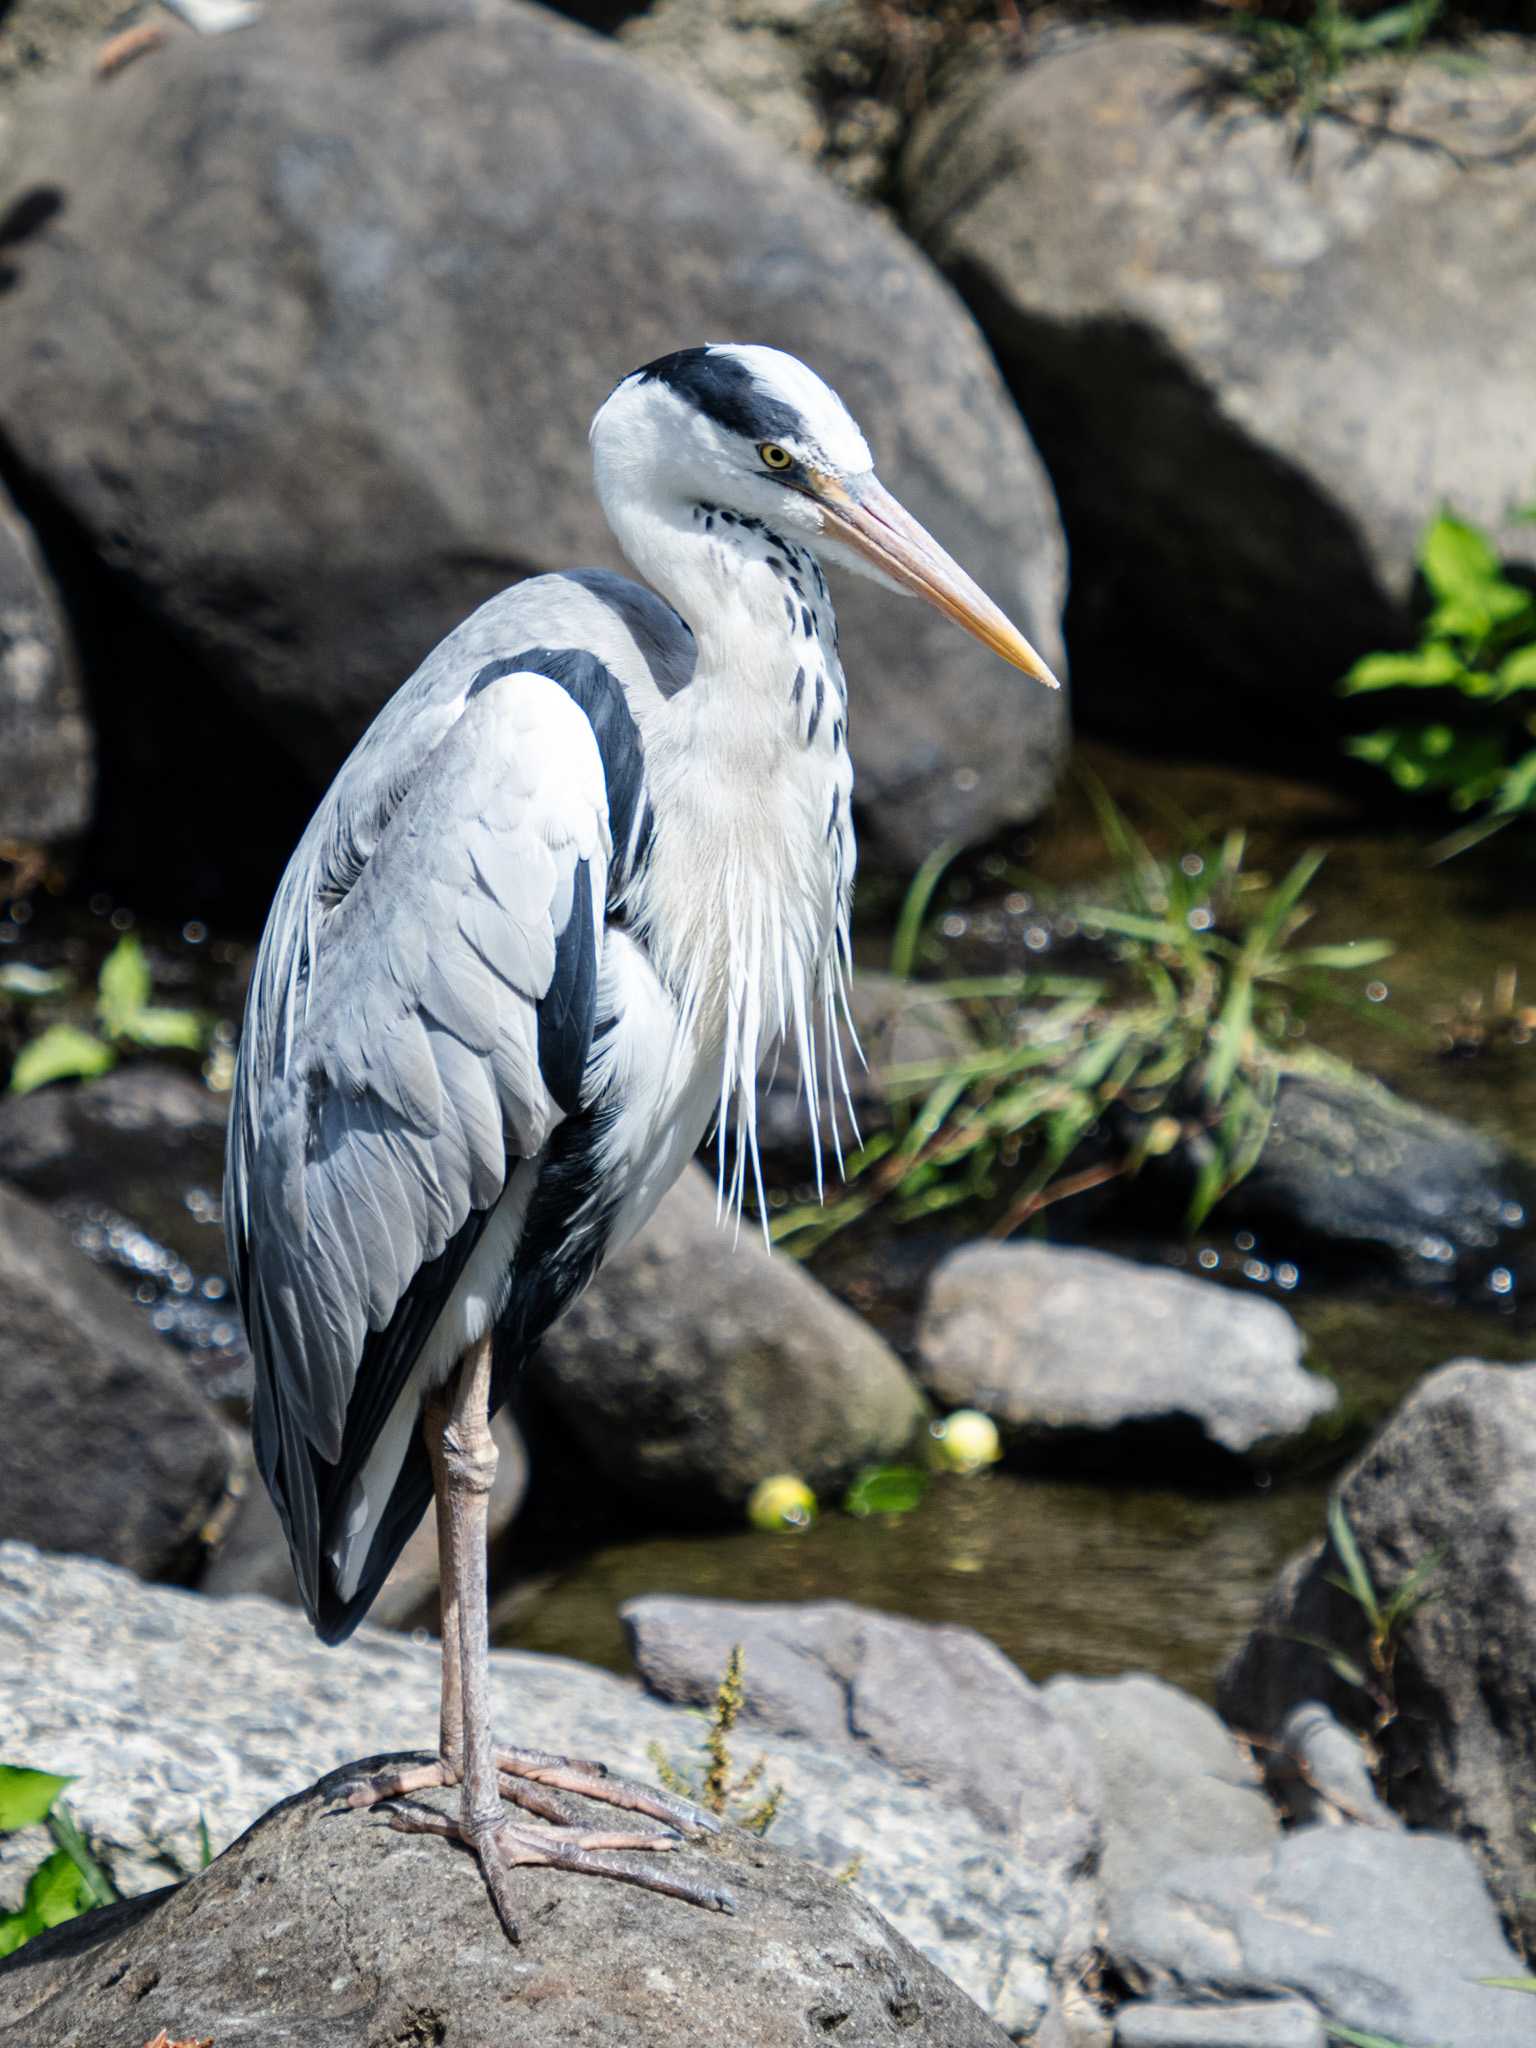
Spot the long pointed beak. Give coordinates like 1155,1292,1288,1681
808,472,1060,689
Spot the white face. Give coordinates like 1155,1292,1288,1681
590,343,1060,689
590,343,874,549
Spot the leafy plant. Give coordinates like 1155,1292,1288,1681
648,1646,784,1837
775,788,1390,1252
0,1764,117,1957
8,934,207,1094
1288,1497,1442,1738
1342,511,1536,855
1221,0,1443,148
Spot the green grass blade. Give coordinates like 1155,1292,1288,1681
890,842,959,982
1328,1496,1381,1629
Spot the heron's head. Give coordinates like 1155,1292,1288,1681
591,343,1058,688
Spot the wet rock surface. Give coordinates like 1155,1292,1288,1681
0,1545,1072,2033
1224,1061,1534,1279
0,489,91,849
902,27,1536,759
0,1184,230,1578
915,1241,1334,1468
530,1164,927,1517
0,0,1067,879
1221,1358,1536,1953
1109,1824,1531,2048
0,1760,1012,2048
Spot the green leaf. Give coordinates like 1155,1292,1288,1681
1345,724,1505,802
1282,940,1395,971
1495,643,1536,693
123,1005,205,1052
1420,512,1501,604
1380,1546,1445,1631
95,933,152,1038
1328,1495,1381,1630
1493,749,1536,817
1327,2026,1425,2048
1340,643,1467,694
0,964,73,1001
9,1024,115,1095
198,1811,213,1870
842,1465,929,1517
46,1801,117,1909
22,1848,90,1930
0,1767,72,1833
1480,1976,1536,1993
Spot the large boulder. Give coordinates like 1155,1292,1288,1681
623,1596,1103,2034
529,1163,927,1516
0,0,1068,883
0,1184,231,1578
1220,1359,1536,1955
0,488,91,848
914,1241,1335,1469
0,1762,1011,2048
901,28,1536,760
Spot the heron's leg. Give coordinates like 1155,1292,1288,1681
370,1335,733,1931
423,1384,463,1773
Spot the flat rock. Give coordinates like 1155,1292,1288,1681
902,27,1536,760
0,1544,1076,2034
624,1595,1103,2043
1111,1825,1531,2048
1113,2005,1325,2048
0,488,91,848
0,1760,1011,2048
1040,1674,1276,1956
1221,1358,1536,1952
0,0,1067,881
0,1183,230,1577
914,1241,1334,1467
529,1164,926,1516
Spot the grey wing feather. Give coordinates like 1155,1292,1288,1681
225,601,628,1621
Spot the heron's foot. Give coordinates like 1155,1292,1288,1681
344,1746,721,1838
380,1799,736,1937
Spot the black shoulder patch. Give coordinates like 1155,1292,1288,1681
560,567,696,699
633,347,803,446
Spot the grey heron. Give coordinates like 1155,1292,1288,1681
224,343,1057,1931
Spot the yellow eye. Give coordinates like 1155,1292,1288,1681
759,443,793,471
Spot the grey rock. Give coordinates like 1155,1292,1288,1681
0,1762,1012,2048
1221,1359,1536,1953
1112,1825,1530,2048
1264,1701,1400,1831
0,1545,1069,2033
1114,2004,1324,2048
902,28,1536,758
0,1063,228,1269
0,0,1068,877
1227,1061,1534,1278
201,1409,528,1630
624,1594,1103,2041
915,1241,1334,1466
1040,1674,1276,1950
0,489,91,847
759,969,977,1177
530,1164,926,1516
0,1184,230,1578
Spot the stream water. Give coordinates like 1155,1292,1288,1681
5,746,1532,1703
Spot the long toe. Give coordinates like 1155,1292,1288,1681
492,1746,722,1836
343,1758,460,1810
483,1818,736,1913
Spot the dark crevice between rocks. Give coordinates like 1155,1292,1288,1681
994,1410,1317,1488
0,423,321,926
917,270,1406,777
